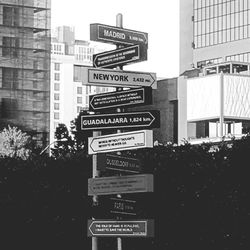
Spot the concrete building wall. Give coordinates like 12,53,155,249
193,38,250,66
128,78,178,144
178,72,250,143
177,76,188,143
179,0,194,75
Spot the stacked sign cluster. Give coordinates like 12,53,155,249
84,22,160,238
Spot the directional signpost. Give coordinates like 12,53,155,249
97,153,142,173
88,220,154,237
90,23,148,48
93,45,147,69
89,87,152,111
76,67,157,89
88,130,153,154
88,16,156,249
81,111,160,131
88,174,153,196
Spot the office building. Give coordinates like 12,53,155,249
0,0,51,147
180,0,250,74
179,0,250,144
50,26,114,143
178,61,250,143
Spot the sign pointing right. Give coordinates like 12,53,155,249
81,111,160,130
74,66,157,89
90,23,148,48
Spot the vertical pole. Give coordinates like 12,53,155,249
116,13,123,250
92,131,101,250
219,72,224,138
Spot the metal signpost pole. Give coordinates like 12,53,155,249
116,13,123,250
92,130,101,250
87,13,154,250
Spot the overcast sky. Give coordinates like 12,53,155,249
51,0,179,78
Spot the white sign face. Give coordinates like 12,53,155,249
88,130,153,154
88,174,154,196
75,67,157,89
87,219,154,237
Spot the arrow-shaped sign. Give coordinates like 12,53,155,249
89,87,152,111
87,219,154,237
90,23,148,48
88,130,153,154
74,66,157,89
93,45,147,69
81,111,160,130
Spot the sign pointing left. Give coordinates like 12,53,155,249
87,220,154,237
88,130,153,154
93,45,147,68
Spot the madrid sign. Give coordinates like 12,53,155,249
87,219,154,237
90,23,148,48
88,130,153,154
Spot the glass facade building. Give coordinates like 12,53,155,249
0,0,51,147
194,0,250,49
180,0,250,73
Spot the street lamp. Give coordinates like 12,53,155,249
40,138,68,155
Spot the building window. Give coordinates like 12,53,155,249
54,122,59,129
54,63,60,71
193,1,250,48
54,103,60,110
2,37,19,58
77,106,82,113
226,51,250,63
77,97,82,104
1,98,17,119
54,82,60,91
3,6,19,26
54,112,59,120
54,73,60,81
77,86,82,94
197,57,223,68
54,93,60,100
2,68,18,89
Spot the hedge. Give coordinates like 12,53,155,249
0,136,250,250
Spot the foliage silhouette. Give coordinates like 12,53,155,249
1,135,250,249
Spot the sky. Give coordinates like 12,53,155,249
51,0,179,78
